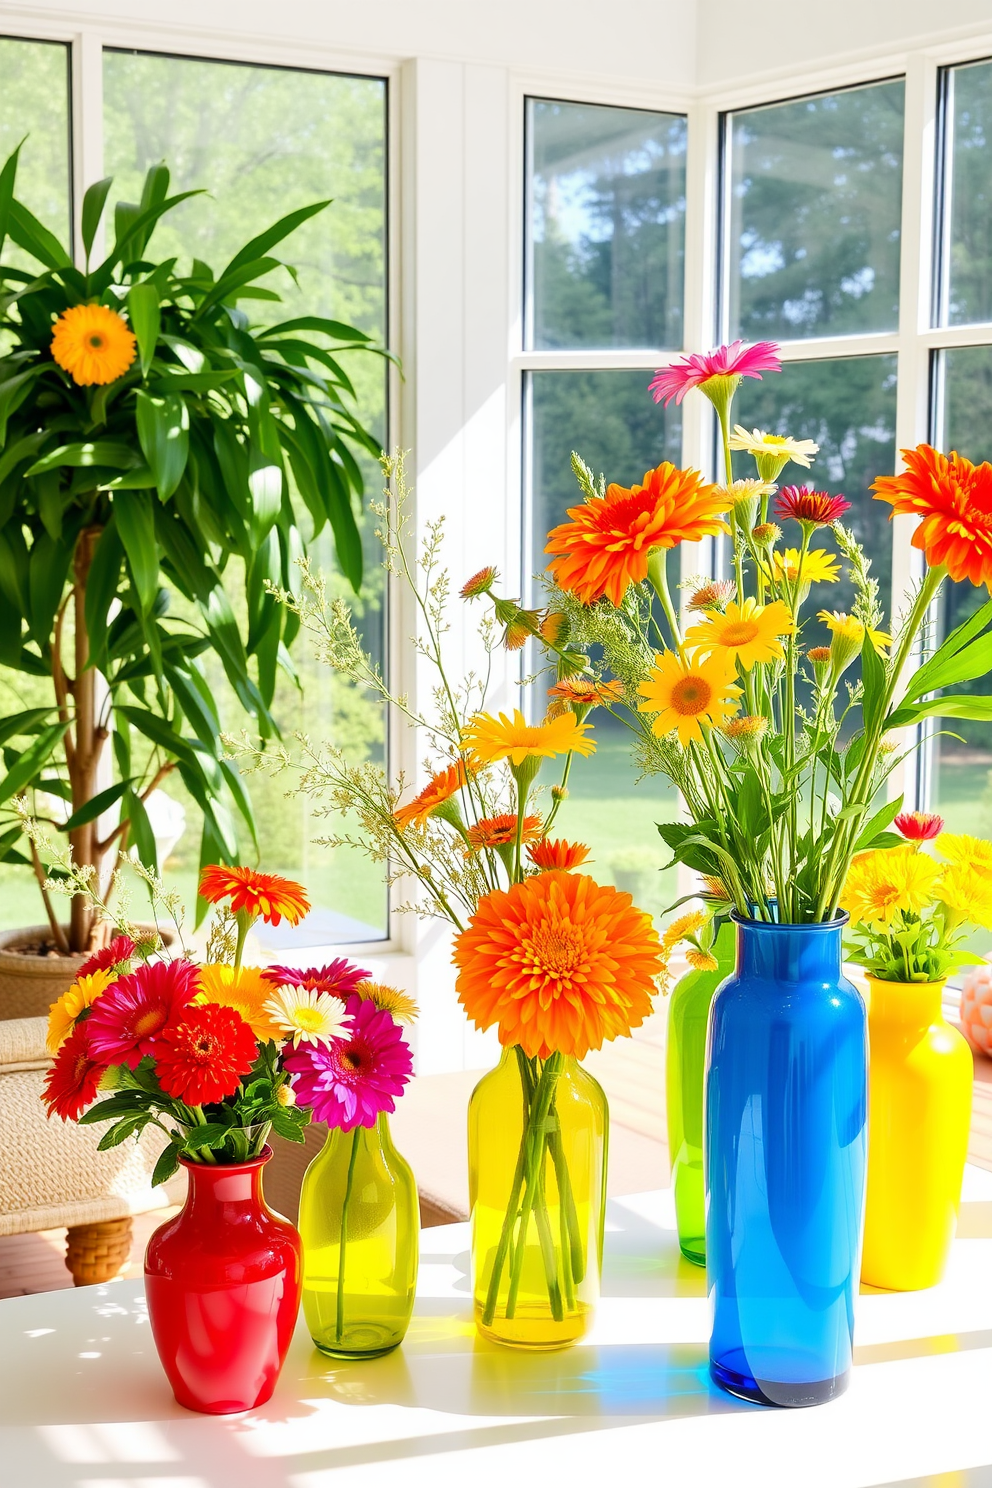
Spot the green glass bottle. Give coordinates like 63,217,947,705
298,1113,419,1357
666,917,735,1265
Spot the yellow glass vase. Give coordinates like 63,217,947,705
469,1045,608,1350
298,1114,419,1357
861,976,973,1291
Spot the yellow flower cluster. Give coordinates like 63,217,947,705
840,834,992,931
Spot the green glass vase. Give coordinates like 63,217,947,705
666,917,735,1265
298,1113,419,1357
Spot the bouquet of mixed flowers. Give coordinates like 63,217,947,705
237,453,664,1329
41,860,415,1182
475,339,992,926
840,811,992,983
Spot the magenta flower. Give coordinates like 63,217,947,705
649,340,781,407
284,996,413,1130
261,958,370,1000
775,486,851,526
86,958,200,1069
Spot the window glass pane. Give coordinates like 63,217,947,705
931,346,992,835
945,60,992,326
734,354,897,703
726,81,904,341
527,369,682,918
527,98,686,351
0,37,71,265
103,51,388,944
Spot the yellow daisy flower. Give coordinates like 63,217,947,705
47,968,115,1053
354,980,419,1024
51,304,137,386
263,983,351,1048
685,948,718,972
771,547,842,585
197,963,284,1043
685,596,794,670
935,833,992,880
637,650,741,747
729,426,820,468
935,863,992,929
839,846,941,927
818,610,891,655
461,708,595,766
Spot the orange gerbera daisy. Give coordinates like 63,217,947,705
51,303,137,386
454,871,661,1059
545,463,730,606
466,813,542,850
196,963,283,1042
873,444,992,586
546,676,624,716
394,760,473,829
462,709,595,766
527,838,590,870
199,865,310,926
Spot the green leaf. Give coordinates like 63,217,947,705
7,199,71,269
0,707,55,748
78,1093,149,1125
123,787,157,874
128,281,161,377
81,176,113,259
97,1115,149,1151
114,488,159,614
0,721,69,803
258,315,372,343
63,779,130,833
26,441,139,477
0,140,24,261
183,1124,233,1151
221,201,330,278
116,705,198,772
888,694,992,729
853,796,903,853
151,1143,181,1190
83,519,124,662
860,628,886,734
28,533,72,645
135,389,189,501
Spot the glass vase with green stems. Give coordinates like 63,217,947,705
469,1044,608,1350
298,1113,419,1358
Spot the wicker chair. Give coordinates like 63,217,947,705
0,1017,185,1284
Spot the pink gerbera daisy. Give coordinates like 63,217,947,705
77,934,136,980
261,959,370,1000
284,996,413,1131
86,958,200,1069
649,340,781,408
775,486,851,526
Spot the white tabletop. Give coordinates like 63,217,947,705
2,1168,992,1488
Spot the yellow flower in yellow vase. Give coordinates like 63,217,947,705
47,968,115,1053
685,596,794,670
935,863,992,929
637,650,741,746
840,846,941,928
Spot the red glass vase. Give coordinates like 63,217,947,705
145,1147,302,1414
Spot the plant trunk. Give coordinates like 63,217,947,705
67,525,108,954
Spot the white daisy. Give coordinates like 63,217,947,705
263,984,349,1048
728,426,819,467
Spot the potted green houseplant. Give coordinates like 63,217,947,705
0,145,385,1007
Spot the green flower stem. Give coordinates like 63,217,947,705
502,1054,565,1322
336,1128,361,1344
548,1116,584,1286
647,550,684,659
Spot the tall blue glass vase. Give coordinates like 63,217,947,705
705,913,867,1408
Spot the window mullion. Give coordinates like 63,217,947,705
70,28,104,267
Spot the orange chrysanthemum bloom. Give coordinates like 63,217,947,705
527,838,590,870
51,304,137,386
199,865,310,926
394,760,473,829
545,463,730,607
453,871,662,1059
873,445,992,586
466,813,542,851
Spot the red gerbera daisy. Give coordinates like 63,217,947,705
261,959,371,999
649,340,781,407
895,811,944,842
527,838,591,870
198,865,310,926
86,958,200,1069
42,1022,106,1122
77,934,136,980
775,486,851,526
155,1003,259,1106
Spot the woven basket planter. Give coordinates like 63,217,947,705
0,924,177,1020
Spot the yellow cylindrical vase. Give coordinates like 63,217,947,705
861,976,973,1291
